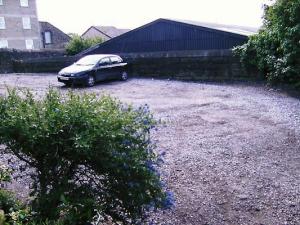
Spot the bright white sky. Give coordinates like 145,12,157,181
36,0,271,35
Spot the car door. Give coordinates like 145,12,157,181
109,56,124,79
95,57,112,81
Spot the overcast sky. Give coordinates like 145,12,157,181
36,0,271,35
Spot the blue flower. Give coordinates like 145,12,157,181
122,163,129,170
162,191,175,209
122,139,131,146
143,119,150,125
156,156,164,165
144,201,156,212
160,151,166,157
128,182,134,188
158,180,166,188
145,160,158,173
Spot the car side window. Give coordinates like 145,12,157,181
110,56,122,64
98,58,111,66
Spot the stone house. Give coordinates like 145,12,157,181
0,0,69,50
81,26,130,41
39,21,70,50
0,0,42,50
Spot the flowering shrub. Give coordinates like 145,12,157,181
0,88,174,224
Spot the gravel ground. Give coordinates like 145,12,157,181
0,74,299,225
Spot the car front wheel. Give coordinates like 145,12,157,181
86,75,95,87
121,71,128,81
63,81,72,87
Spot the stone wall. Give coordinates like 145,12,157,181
122,50,261,82
13,55,77,73
0,49,66,73
2,49,262,82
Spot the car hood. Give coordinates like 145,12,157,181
59,64,94,75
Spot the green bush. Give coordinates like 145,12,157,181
0,189,35,225
0,164,32,225
0,190,21,214
65,34,103,55
0,164,55,225
0,210,4,225
234,0,300,88
0,88,173,224
0,165,11,184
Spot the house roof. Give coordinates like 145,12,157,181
82,26,130,39
167,19,259,36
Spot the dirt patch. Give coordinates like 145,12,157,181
0,74,299,225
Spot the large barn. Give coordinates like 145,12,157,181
81,18,258,55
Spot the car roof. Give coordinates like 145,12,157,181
80,54,120,60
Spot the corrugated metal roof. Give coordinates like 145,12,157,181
166,19,259,36
79,18,254,56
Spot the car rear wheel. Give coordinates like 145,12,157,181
86,75,95,87
121,71,128,81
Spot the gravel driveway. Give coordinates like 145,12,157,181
0,74,299,225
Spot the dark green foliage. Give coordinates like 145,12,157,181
65,34,103,55
0,88,172,224
234,0,300,88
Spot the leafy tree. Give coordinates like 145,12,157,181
0,88,174,224
234,0,300,88
65,34,103,55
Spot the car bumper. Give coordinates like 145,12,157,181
57,75,88,85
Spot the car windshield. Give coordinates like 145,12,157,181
75,55,102,66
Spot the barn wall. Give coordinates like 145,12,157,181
124,50,260,82
85,20,248,54
9,50,262,82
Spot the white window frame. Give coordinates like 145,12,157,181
44,31,52,44
0,40,8,48
0,17,6,29
25,39,34,50
0,0,3,6
20,0,29,7
22,17,31,29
